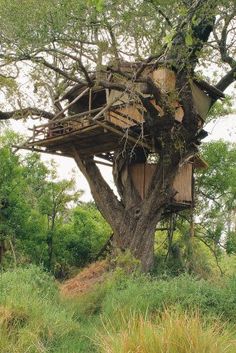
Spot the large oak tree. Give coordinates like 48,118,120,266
0,0,235,270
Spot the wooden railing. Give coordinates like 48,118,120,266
30,117,94,142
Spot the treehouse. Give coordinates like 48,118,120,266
22,63,222,212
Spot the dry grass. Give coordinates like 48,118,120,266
60,260,109,297
0,306,28,329
97,310,236,353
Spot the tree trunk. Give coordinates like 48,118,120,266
47,212,55,271
113,206,164,271
0,239,5,265
47,232,53,270
73,145,181,271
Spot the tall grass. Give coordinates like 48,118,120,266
2,266,236,353
98,272,236,322
0,266,96,353
97,310,236,353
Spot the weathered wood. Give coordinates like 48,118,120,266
194,79,225,99
27,124,100,146
152,68,176,92
190,81,212,120
173,163,193,203
93,119,152,150
12,145,71,158
107,104,145,128
94,160,113,167
52,87,90,120
129,162,194,205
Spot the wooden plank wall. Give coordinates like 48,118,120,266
129,162,193,203
129,163,146,199
173,163,193,202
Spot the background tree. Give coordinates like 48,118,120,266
53,202,111,276
0,131,31,265
0,130,111,275
38,173,81,270
195,141,236,260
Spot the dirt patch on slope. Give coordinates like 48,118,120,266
60,260,109,297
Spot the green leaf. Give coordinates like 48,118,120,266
89,0,104,12
163,33,174,45
185,33,193,46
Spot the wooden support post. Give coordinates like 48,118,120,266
52,87,90,121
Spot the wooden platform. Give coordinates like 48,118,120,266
25,114,152,159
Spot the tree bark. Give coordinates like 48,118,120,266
73,143,181,271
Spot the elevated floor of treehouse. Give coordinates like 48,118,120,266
26,117,151,159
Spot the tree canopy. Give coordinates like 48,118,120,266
0,0,235,119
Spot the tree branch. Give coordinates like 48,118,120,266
72,148,124,232
43,49,93,85
215,66,236,92
219,11,236,68
0,108,54,120
146,0,172,27
33,57,85,84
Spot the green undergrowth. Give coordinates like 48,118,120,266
1,266,236,352
0,266,90,353
74,269,236,324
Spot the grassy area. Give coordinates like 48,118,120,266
1,266,236,352
98,310,236,353
0,266,83,353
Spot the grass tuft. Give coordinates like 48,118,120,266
97,309,236,353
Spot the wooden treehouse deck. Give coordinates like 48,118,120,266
26,111,152,159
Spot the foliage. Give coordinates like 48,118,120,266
0,131,110,275
52,203,111,277
97,272,236,323
153,226,214,278
111,249,141,274
0,266,81,353
0,0,234,114
195,141,236,256
150,140,236,277
3,266,236,352
0,134,32,266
